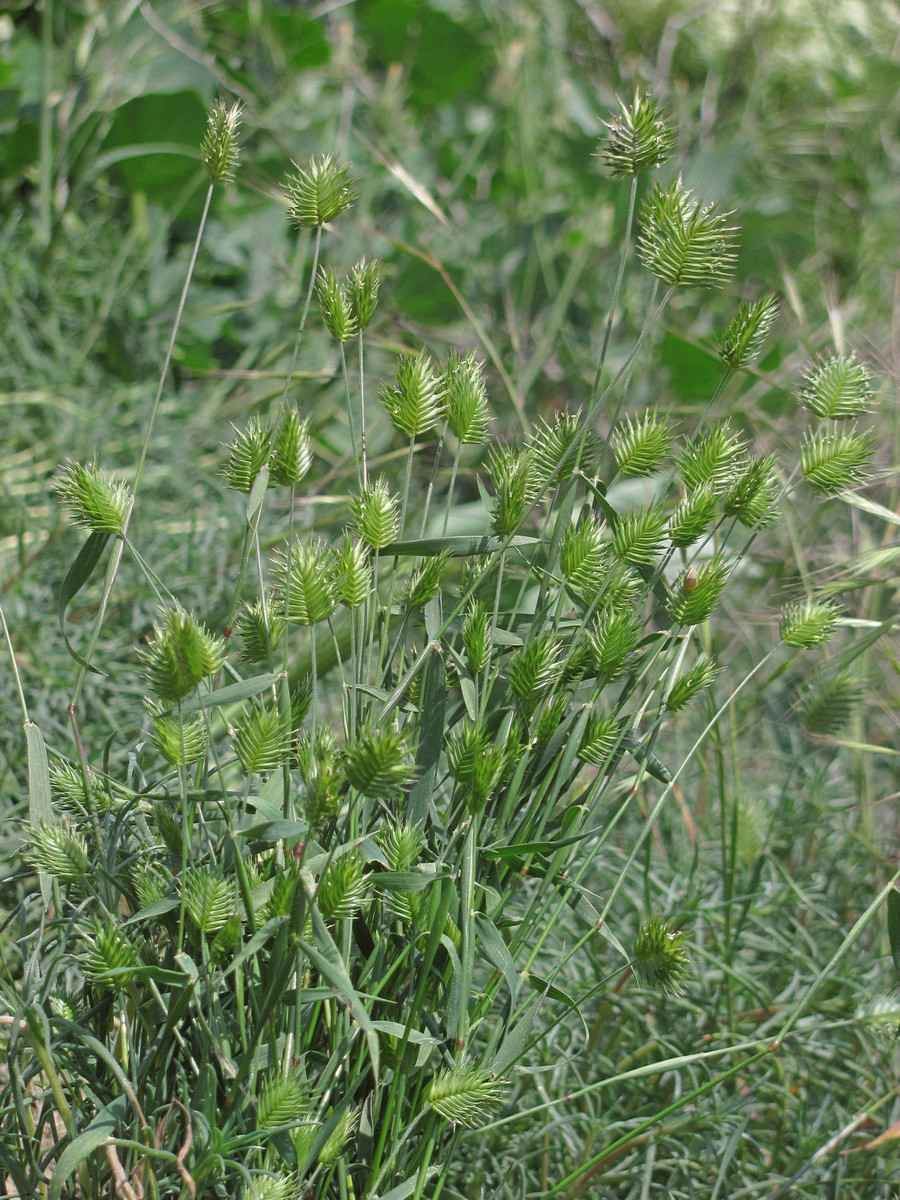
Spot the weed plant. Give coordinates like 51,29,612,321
1,93,897,1200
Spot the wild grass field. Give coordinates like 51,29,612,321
1,2,899,1198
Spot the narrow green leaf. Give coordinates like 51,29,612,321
482,833,587,860
25,723,53,906
842,492,900,527
492,995,541,1075
48,1094,128,1200
304,905,380,1082
440,932,463,1044
378,870,444,892
888,887,900,989
522,973,589,1041
408,644,445,825
621,733,672,783
57,531,110,673
459,671,477,721
376,534,541,557
474,913,518,1009
241,819,306,843
225,916,287,977
164,672,283,716
376,1169,440,1200
122,896,178,925
174,952,199,982
370,1020,440,1045
246,465,270,521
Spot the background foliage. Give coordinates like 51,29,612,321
1,1,900,1196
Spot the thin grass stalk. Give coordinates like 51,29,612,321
38,0,53,245
774,868,900,1044
358,329,369,487
594,278,661,475
310,627,318,733
441,440,463,535
596,648,780,928
176,699,190,953
280,225,323,408
365,880,453,1190
598,174,639,369
68,183,215,719
377,435,417,686
457,818,477,1050
340,341,362,489
547,1046,775,1197
420,421,447,536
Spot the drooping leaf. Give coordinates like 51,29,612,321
48,1095,128,1200
887,887,900,989
57,531,110,673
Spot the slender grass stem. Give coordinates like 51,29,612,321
358,330,369,487
280,226,322,409
442,441,463,536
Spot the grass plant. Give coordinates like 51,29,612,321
1,83,898,1200
2,5,900,1197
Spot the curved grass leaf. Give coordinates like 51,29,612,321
474,913,518,1009
888,887,900,989
48,1094,128,1200
57,530,110,673
162,671,283,716
377,534,541,557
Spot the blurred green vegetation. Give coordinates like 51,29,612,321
1,1,899,1195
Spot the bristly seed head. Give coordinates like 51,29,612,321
352,477,400,550
347,257,382,330
316,267,357,344
780,598,841,648
632,915,690,996
54,459,130,533
139,604,225,702
638,175,739,289
718,293,779,369
222,417,272,494
201,99,242,184
444,350,491,445
667,557,732,627
283,153,357,229
269,407,312,488
796,353,876,421
600,90,677,178
380,351,445,438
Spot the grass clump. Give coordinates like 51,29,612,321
1,79,897,1200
